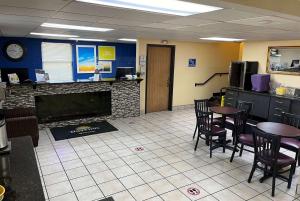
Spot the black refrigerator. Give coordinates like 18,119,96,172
229,61,258,91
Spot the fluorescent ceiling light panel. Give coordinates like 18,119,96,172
70,38,107,42
76,0,222,16
200,37,245,42
41,23,113,32
118,38,137,42
30,32,79,38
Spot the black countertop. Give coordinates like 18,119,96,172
33,78,143,85
226,87,300,101
0,137,44,201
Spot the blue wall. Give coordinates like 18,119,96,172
0,37,136,81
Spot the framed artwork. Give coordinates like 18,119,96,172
98,46,116,60
98,61,112,73
76,45,96,73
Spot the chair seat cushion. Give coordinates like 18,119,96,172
239,134,254,146
280,138,300,152
260,150,296,167
212,118,222,125
211,126,226,136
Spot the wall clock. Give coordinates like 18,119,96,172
3,41,26,61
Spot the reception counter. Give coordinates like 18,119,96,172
3,79,142,128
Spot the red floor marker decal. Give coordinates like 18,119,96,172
187,187,200,196
135,147,144,151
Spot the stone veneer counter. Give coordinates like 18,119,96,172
3,79,142,128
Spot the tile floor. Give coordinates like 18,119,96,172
35,109,300,201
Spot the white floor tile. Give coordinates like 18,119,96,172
46,181,73,198
70,175,96,191
111,165,135,178
138,169,163,183
44,171,68,186
66,166,89,179
119,174,145,189
111,190,135,201
148,179,176,194
98,179,126,196
166,173,193,188
49,192,78,201
160,190,190,201
75,186,104,201
129,184,157,201
92,170,116,184
35,109,299,201
213,189,244,201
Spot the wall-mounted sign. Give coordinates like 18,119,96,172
76,45,97,74
98,46,116,60
188,58,196,67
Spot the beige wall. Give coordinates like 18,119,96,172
137,39,240,112
242,40,300,88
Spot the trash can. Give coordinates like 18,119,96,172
0,110,8,150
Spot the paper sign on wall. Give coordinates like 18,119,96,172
188,58,196,67
98,46,116,60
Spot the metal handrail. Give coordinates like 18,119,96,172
195,73,229,87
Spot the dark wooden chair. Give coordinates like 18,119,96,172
280,112,300,166
224,100,253,128
230,111,255,162
194,110,227,158
193,99,221,139
248,127,296,197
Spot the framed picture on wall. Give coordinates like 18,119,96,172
98,46,116,60
76,45,97,74
98,61,112,73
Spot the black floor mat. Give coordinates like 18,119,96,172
50,121,118,141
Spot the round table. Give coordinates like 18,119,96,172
210,106,241,148
256,122,300,138
210,106,240,115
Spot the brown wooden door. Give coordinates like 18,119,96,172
146,46,172,113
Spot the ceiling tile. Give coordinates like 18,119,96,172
53,12,101,23
0,6,55,17
0,0,72,11
229,16,297,26
192,9,265,22
163,17,218,26
61,2,128,18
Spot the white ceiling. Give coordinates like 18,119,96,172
1,0,300,42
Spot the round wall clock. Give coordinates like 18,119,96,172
3,41,26,61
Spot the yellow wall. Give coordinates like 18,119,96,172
137,39,241,112
242,40,300,88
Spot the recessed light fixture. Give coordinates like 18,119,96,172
76,0,222,16
41,23,113,32
118,38,137,42
30,32,79,38
69,38,107,42
200,37,245,42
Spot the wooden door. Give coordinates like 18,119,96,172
146,46,172,113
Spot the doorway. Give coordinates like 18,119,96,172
146,44,175,113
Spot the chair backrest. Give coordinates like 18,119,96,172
237,101,253,117
252,127,281,166
233,111,247,137
196,109,213,134
282,112,300,128
194,99,209,113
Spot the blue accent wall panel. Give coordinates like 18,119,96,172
0,37,136,81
